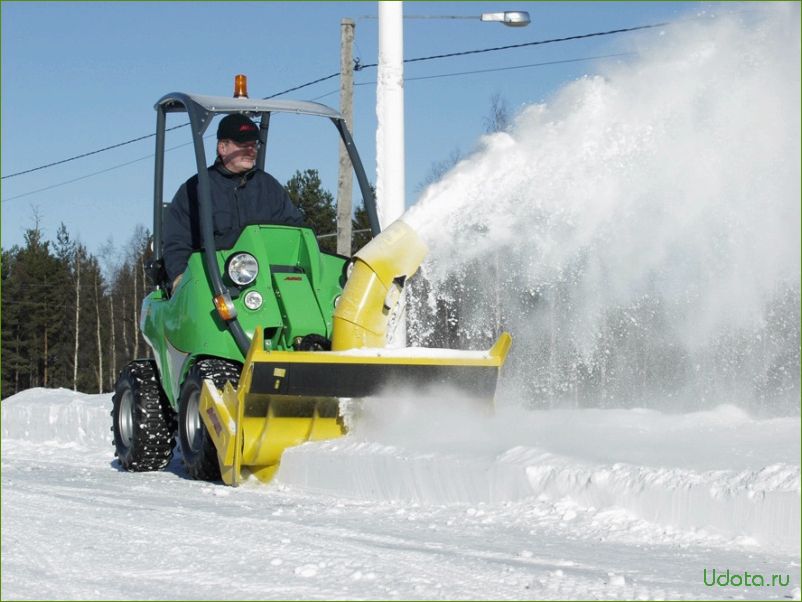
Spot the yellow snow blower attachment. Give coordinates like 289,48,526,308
200,220,512,485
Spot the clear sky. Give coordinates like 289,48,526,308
1,1,736,255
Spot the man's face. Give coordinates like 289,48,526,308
218,139,258,173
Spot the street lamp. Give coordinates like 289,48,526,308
479,11,531,27
403,11,532,27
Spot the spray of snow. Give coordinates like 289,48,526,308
403,5,801,413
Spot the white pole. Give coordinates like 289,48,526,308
376,0,406,347
376,1,405,229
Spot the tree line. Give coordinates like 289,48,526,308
1,169,371,399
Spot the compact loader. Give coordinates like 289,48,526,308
112,78,511,485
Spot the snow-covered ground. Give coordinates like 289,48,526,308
2,387,799,600
3,8,800,600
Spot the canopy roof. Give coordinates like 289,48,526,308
155,92,342,120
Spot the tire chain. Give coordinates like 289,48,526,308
180,358,241,481
111,360,177,472
196,358,242,389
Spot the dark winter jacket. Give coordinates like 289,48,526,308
163,162,305,282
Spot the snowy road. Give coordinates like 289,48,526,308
1,389,799,600
4,6,799,599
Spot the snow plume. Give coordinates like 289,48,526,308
403,5,801,414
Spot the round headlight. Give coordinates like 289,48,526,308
227,253,258,286
243,291,263,310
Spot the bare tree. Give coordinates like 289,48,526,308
140,254,148,357
73,247,82,391
94,270,103,393
415,148,464,194
132,250,139,359
120,296,129,359
43,327,49,387
98,239,118,388
483,92,510,134
126,228,151,359
108,296,116,389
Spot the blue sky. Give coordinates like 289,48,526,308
1,1,733,254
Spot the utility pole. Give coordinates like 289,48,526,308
336,18,355,256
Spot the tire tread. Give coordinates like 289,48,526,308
112,360,176,472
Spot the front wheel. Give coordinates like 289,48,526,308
177,359,241,481
111,360,176,471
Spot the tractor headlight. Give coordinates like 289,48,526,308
243,291,263,310
226,253,258,286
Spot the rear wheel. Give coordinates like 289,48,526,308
178,359,241,481
111,360,176,471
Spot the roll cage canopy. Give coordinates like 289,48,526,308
156,93,343,123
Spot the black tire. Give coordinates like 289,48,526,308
178,359,241,481
111,360,176,472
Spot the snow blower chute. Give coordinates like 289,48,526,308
111,77,511,485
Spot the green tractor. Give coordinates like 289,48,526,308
111,80,511,485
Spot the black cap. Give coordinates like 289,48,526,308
217,114,259,142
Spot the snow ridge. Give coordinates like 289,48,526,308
4,388,798,555
280,440,800,554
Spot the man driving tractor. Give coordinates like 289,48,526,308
163,113,304,290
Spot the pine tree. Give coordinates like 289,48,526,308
1,224,70,392
285,169,337,253
2,246,25,397
52,224,78,388
351,202,373,254
74,253,106,393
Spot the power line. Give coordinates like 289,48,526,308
3,154,156,203
5,51,625,204
2,140,196,203
2,20,669,186
405,51,634,81
263,72,340,99
0,76,341,183
354,21,667,70
2,123,190,180
308,51,634,102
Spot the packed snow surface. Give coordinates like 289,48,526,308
3,5,800,601
2,388,799,600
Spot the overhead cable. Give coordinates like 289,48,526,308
354,22,666,71
309,51,634,101
2,21,668,182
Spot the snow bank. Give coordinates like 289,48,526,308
281,441,800,554
1,388,113,447
5,388,795,555
279,399,801,554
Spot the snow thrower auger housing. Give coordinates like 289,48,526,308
111,78,511,485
